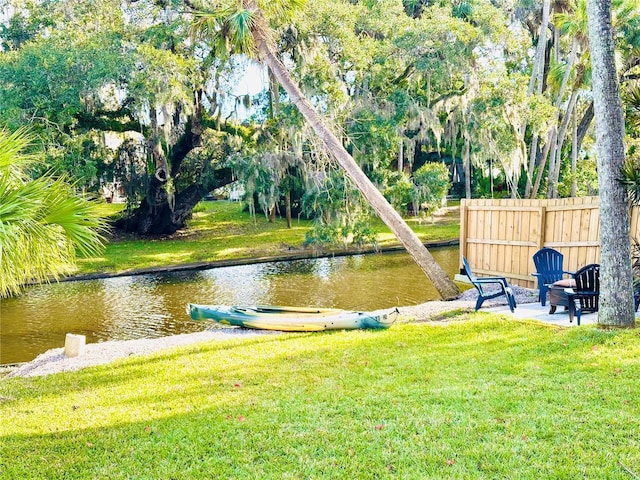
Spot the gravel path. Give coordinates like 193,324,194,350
5,286,537,379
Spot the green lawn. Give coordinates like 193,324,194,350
76,200,460,275
2,315,639,479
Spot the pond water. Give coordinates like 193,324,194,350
0,247,460,365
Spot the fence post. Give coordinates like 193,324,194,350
459,199,467,274
538,206,546,250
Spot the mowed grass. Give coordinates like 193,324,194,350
2,315,639,479
77,200,460,274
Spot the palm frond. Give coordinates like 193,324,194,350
257,0,306,22
0,127,38,179
0,129,106,298
624,86,640,132
41,177,108,257
619,157,640,206
191,5,256,56
227,9,255,55
190,0,305,56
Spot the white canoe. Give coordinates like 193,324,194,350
188,304,398,332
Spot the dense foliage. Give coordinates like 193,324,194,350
0,0,639,240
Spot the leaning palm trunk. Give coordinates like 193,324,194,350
545,47,580,199
533,39,578,199
547,90,578,198
248,4,459,299
523,0,551,197
586,0,634,326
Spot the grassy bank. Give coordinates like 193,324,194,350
1,315,639,479
77,201,460,275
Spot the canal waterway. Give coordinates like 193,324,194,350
0,247,460,365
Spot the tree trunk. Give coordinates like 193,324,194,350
528,0,551,95
149,105,169,182
586,0,634,327
117,91,233,236
531,127,555,198
576,101,594,155
547,90,578,198
116,168,234,235
248,4,459,299
463,131,471,199
539,40,579,199
285,189,292,228
522,0,551,194
524,134,538,197
571,108,577,197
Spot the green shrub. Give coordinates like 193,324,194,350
383,171,415,215
412,162,451,214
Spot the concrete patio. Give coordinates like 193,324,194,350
486,300,640,327
485,300,598,327
455,276,637,327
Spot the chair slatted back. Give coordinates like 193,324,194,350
462,256,484,295
574,263,600,313
462,256,476,281
533,248,565,285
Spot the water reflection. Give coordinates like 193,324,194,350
0,247,459,364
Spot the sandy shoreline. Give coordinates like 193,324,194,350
5,287,537,379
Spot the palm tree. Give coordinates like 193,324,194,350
523,0,552,198
191,0,460,299
0,128,106,298
586,0,635,326
529,0,639,199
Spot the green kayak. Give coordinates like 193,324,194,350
188,304,398,332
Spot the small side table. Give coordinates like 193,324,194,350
548,284,581,324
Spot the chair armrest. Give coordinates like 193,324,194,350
572,290,599,298
473,277,510,288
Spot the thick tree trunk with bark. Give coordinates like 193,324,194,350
586,0,635,327
116,167,234,235
149,105,169,182
247,2,459,299
116,90,238,236
285,190,292,228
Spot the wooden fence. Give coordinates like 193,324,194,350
459,197,640,288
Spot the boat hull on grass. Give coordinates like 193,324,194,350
188,304,398,332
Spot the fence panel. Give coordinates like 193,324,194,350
460,197,639,288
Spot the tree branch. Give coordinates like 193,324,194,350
428,87,467,108
74,109,148,135
392,63,415,85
